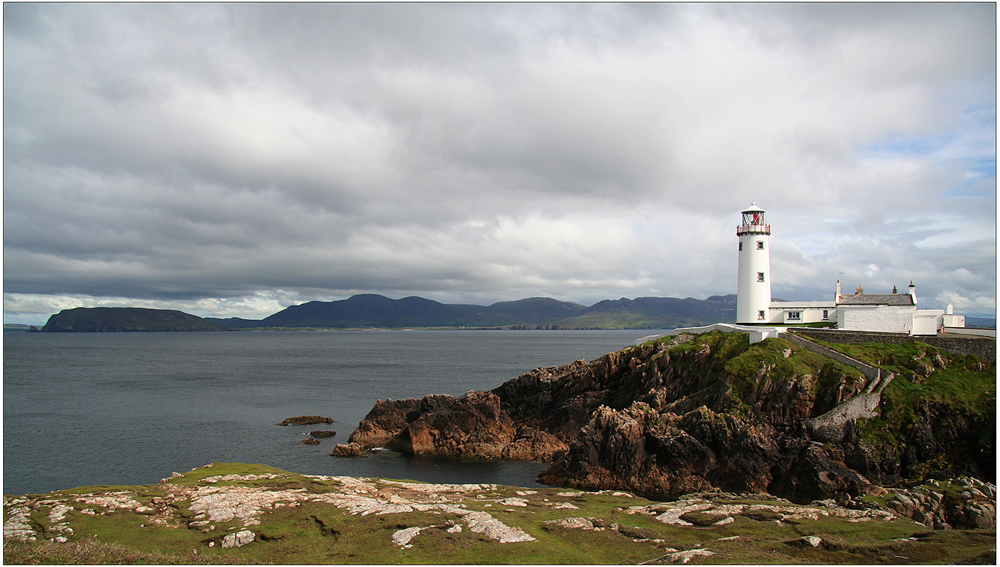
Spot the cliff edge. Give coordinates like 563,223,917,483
336,331,995,507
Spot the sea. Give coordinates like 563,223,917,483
3,329,662,496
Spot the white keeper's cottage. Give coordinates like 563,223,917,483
735,203,966,335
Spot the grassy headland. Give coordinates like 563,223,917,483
4,462,995,564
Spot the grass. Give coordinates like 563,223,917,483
2,537,258,564
5,463,995,564
645,332,866,415
810,340,995,418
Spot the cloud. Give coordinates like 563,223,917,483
3,3,995,323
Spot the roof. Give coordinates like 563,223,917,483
742,203,766,213
837,293,915,306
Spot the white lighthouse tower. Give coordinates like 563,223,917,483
736,203,772,324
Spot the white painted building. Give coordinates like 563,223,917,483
734,204,966,335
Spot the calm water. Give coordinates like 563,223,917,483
3,329,657,495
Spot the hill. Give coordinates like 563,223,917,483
206,294,737,330
41,307,230,332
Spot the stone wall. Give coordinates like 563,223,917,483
792,329,996,362
779,332,884,383
804,393,883,443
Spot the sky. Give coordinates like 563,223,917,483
3,3,996,325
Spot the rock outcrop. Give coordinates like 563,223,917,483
339,331,995,505
278,416,333,426
340,392,567,461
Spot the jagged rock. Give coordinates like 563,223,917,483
344,391,567,461
883,478,997,529
340,331,995,505
348,399,422,447
330,443,364,457
301,438,320,445
311,431,337,438
279,416,333,426
386,391,518,458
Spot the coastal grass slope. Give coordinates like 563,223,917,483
3,462,995,564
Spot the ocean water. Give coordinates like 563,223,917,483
3,329,658,496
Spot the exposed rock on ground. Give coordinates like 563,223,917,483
339,331,994,505
4,463,994,564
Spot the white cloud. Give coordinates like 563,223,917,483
3,3,995,324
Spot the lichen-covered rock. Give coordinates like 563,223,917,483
883,477,997,530
221,529,255,548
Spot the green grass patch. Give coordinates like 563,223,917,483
3,537,257,564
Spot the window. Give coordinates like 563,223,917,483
822,310,829,320
757,272,765,282
788,311,801,321
739,242,743,251
756,241,764,250
757,310,766,320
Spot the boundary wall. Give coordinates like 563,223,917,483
791,328,996,362
804,393,883,443
635,323,784,346
779,331,891,391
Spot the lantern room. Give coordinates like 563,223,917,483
737,203,770,236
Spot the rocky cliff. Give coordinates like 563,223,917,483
337,331,995,506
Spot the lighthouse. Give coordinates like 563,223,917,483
736,203,771,324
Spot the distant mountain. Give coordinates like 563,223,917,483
204,317,262,330
206,294,738,330
967,317,996,329
42,307,230,332
562,295,738,330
